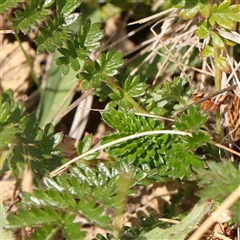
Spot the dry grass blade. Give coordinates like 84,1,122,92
189,185,240,240
59,89,95,118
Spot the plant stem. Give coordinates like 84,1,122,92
14,33,42,92
107,77,147,114
213,47,221,143
7,14,42,93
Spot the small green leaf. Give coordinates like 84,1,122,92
63,13,79,26
42,0,55,8
211,31,225,49
84,21,105,51
199,3,211,19
61,214,85,240
60,64,70,75
6,207,60,229
195,20,209,39
57,0,82,16
0,124,18,151
35,14,71,53
13,0,51,33
0,101,11,123
175,0,209,20
124,75,148,98
99,48,125,76
215,56,230,73
175,106,207,131
199,44,212,58
209,0,240,30
77,134,94,155
41,123,63,152
0,0,24,14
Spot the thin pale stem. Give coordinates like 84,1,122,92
213,47,222,143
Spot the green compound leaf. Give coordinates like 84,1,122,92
6,207,60,229
5,160,163,237
35,14,72,53
174,106,207,132
123,75,148,98
0,91,24,151
146,77,192,111
13,0,52,33
99,48,125,76
101,108,169,166
102,107,208,178
160,143,205,179
78,48,124,89
0,0,24,14
209,0,240,30
6,206,85,240
194,161,240,222
81,19,105,51
6,162,139,234
0,90,66,180
107,74,148,109
55,18,104,75
171,0,209,20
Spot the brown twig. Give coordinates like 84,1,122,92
174,85,237,116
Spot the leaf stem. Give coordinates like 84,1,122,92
7,13,42,93
14,33,41,92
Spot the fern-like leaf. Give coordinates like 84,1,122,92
0,0,24,13
6,207,85,239
101,108,168,166
35,14,72,53
35,0,82,53
159,141,205,179
0,90,66,181
5,162,147,237
55,18,104,75
174,106,207,132
102,107,208,178
146,77,192,114
194,161,240,221
77,48,125,89
0,90,23,151
107,74,148,109
13,0,53,33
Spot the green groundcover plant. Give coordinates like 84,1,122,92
0,0,239,239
